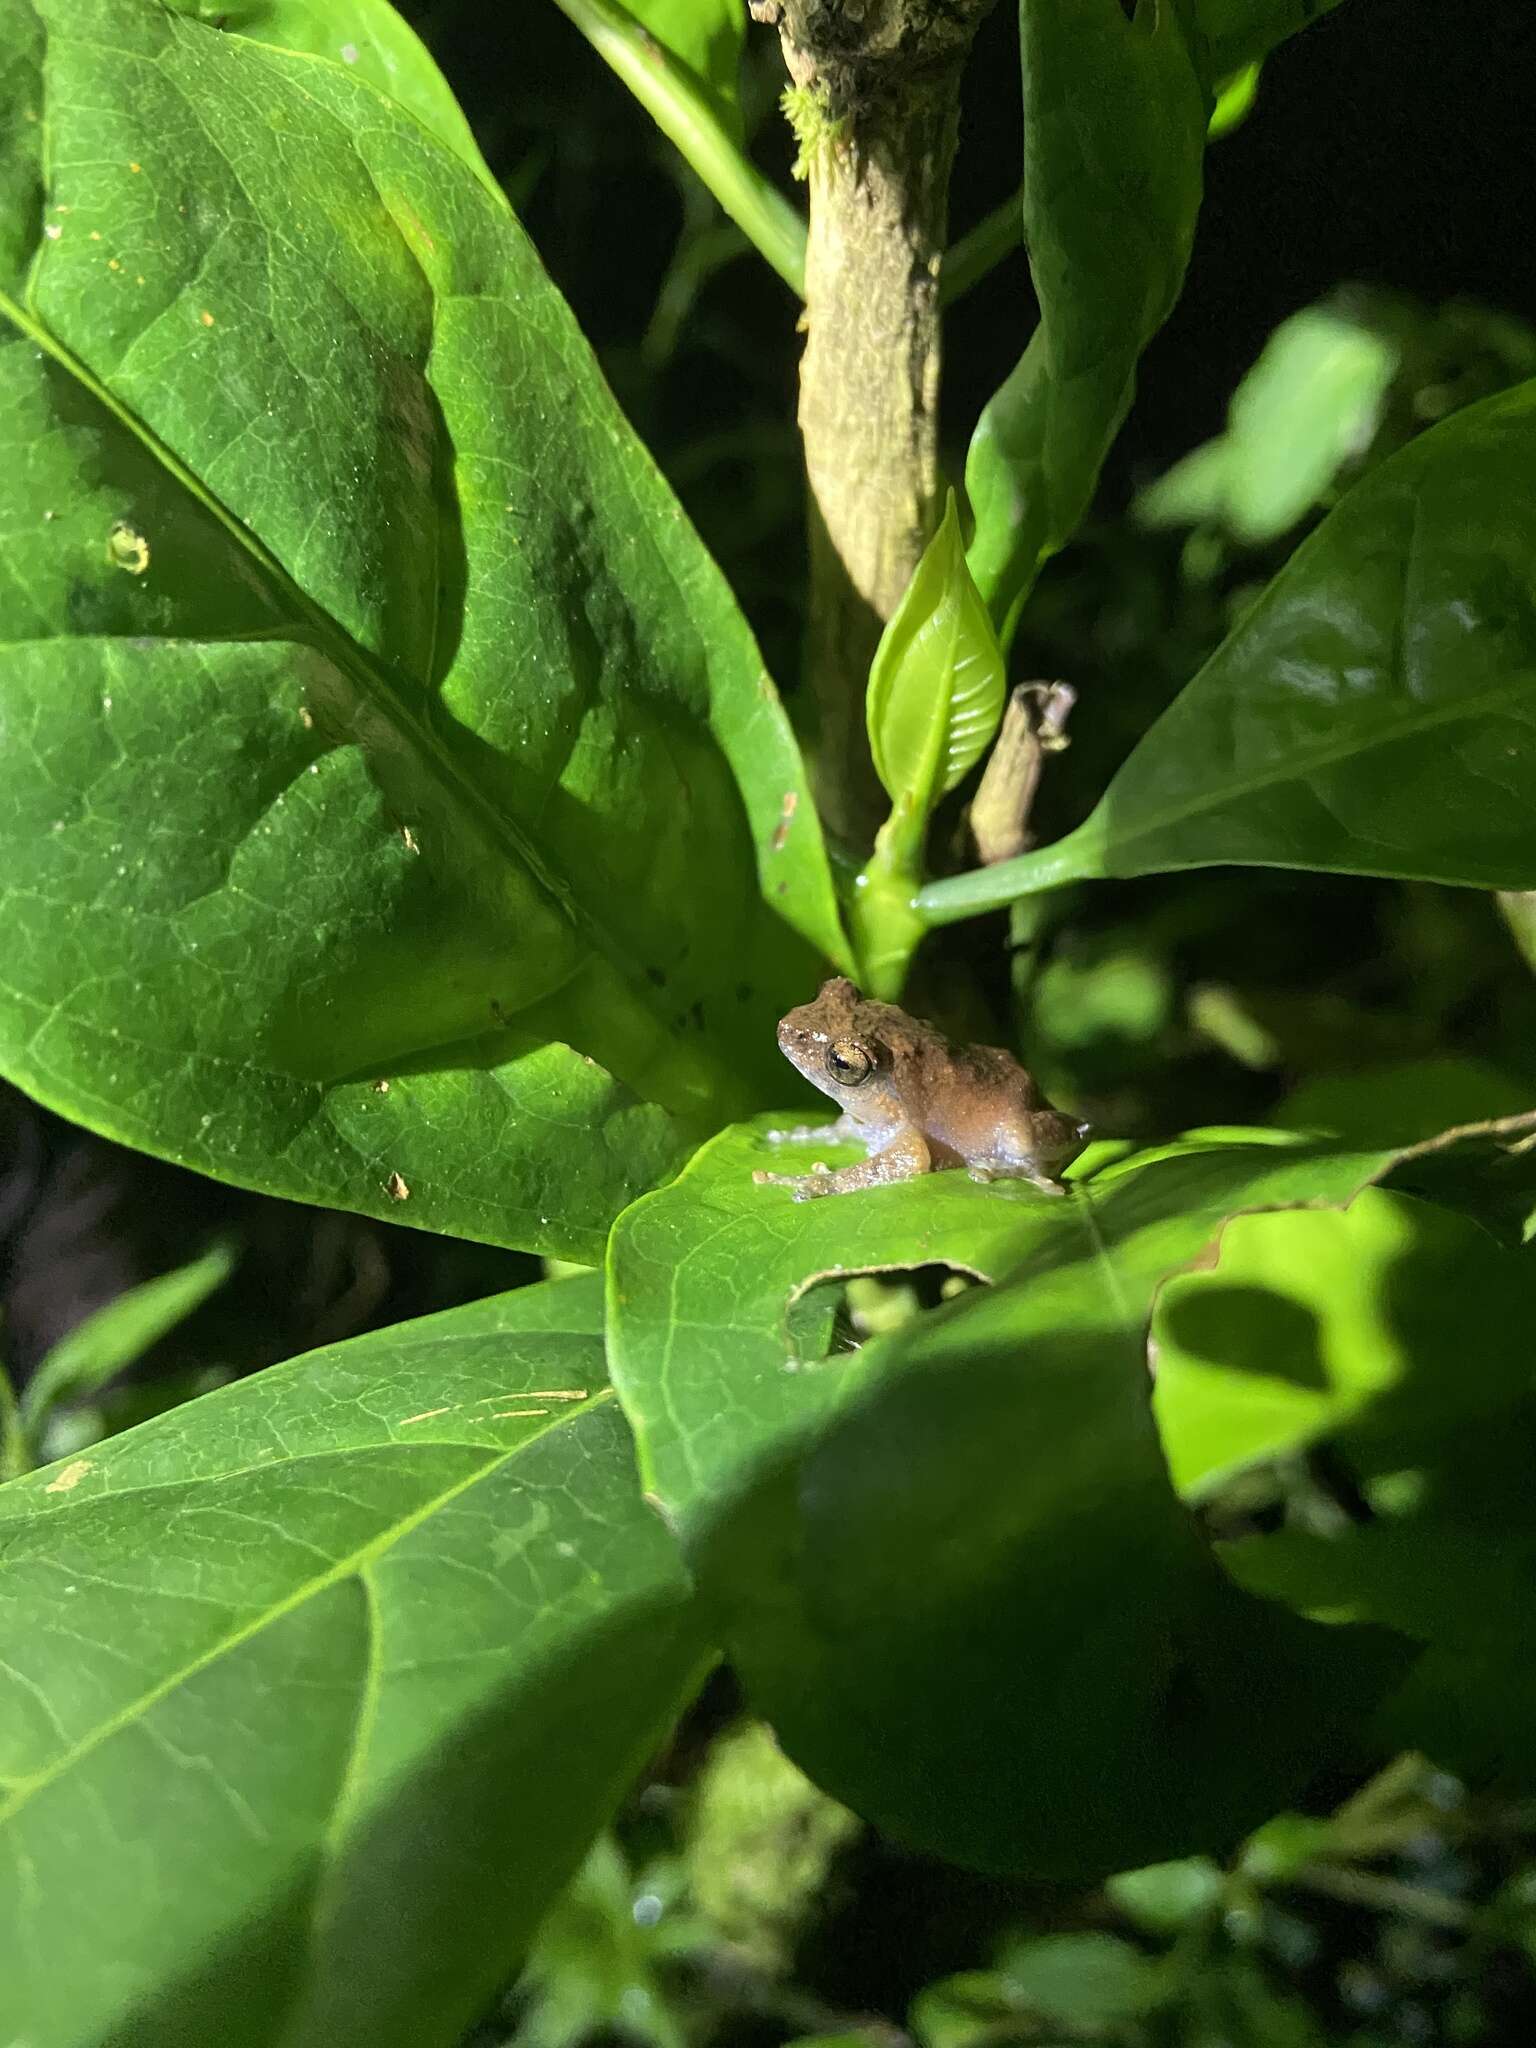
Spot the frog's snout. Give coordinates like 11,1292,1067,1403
776,1018,810,1060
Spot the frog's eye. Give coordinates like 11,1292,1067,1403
825,1037,873,1086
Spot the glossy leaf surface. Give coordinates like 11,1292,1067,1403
0,0,845,1263
866,496,1006,814
967,0,1356,635
0,1275,709,2048
1150,1144,1536,1789
1153,1188,1536,1498
925,386,1536,923
965,0,1206,632
606,1121,1496,1875
162,0,494,183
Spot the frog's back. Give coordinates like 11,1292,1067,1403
920,1038,1041,1163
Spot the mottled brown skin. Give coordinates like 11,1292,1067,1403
753,977,1089,1201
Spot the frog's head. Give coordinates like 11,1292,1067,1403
776,977,905,1126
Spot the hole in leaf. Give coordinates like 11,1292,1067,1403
784,1264,986,1369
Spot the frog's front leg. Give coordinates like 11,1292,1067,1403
755,1128,930,1199
761,1113,863,1147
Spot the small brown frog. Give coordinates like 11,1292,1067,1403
753,977,1089,1201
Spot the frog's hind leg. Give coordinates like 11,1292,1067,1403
969,1121,1067,1195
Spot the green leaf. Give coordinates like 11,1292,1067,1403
1194,0,1349,80
1106,1856,1224,1933
0,0,846,1264
0,1274,710,2048
0,1359,24,1484
866,495,1007,815
1276,1057,1536,1148
1153,1188,1536,1498
964,0,1206,634
1135,304,1398,544
996,1932,1160,2028
1162,1163,1536,1788
18,1236,237,1445
1207,59,1262,139
550,0,805,294
621,0,745,139
162,0,496,188
924,384,1536,923
607,1120,1455,1876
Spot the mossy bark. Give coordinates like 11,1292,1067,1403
755,0,996,854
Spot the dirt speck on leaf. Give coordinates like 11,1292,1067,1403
771,788,798,852
45,1458,93,1494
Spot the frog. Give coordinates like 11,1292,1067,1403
752,976,1089,1200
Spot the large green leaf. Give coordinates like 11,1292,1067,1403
162,0,494,184
0,1274,711,2048
607,1121,1506,1875
964,0,1207,635
926,384,1536,923
1153,1188,1536,1498
966,0,1356,638
1149,1161,1536,1790
0,0,846,1264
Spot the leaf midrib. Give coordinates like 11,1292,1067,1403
4,8,720,1068
1102,662,1536,866
0,1387,614,1826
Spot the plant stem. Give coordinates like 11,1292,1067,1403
915,815,1106,924
1287,1862,1473,1932
551,0,807,296
941,185,1022,304
759,0,997,854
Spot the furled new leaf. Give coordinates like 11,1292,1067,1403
0,1275,710,2048
0,0,847,1265
866,496,1006,816
924,383,1536,923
